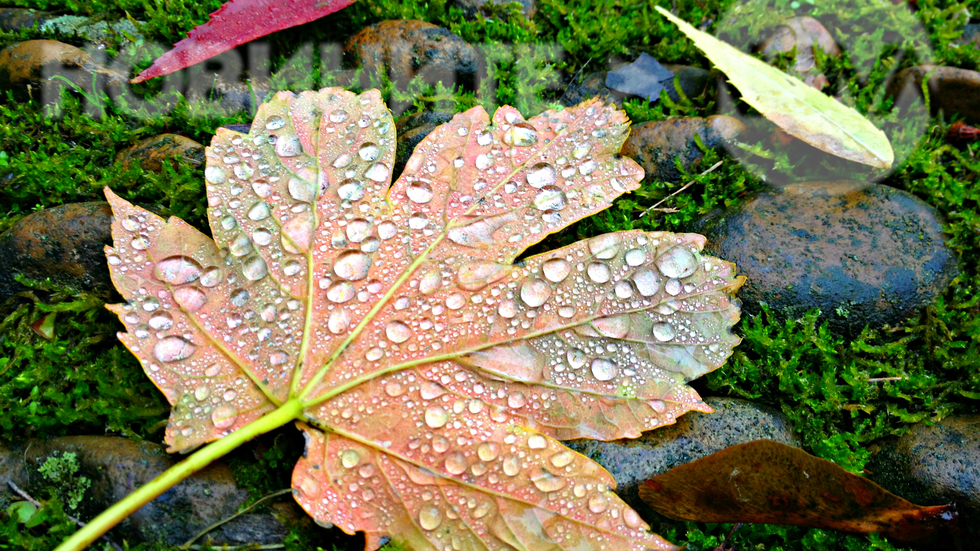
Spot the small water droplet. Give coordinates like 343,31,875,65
230,288,250,306
652,322,675,342
432,436,450,453
329,109,348,123
269,350,288,365
327,281,355,303
419,503,442,531
542,259,570,283
194,385,210,401
131,235,150,250
276,135,303,157
567,349,587,369
200,267,222,287
477,443,499,462
385,321,412,343
531,471,566,492
665,278,682,295
550,451,574,468
591,358,618,381
444,452,467,475
588,493,608,513
223,389,238,401
384,381,405,397
424,405,449,428
407,182,434,203
473,502,492,519
526,163,557,188
520,278,551,307
527,435,547,449
446,293,465,310
502,455,520,476
328,308,351,334
221,216,237,231
174,286,206,312
248,202,271,221
657,246,698,279
154,336,196,362
155,256,203,285
358,143,380,161
587,262,611,283
205,364,221,377
265,116,286,130
334,251,371,281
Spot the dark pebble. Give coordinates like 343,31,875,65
0,8,52,32
695,181,958,335
621,115,744,183
0,40,125,101
561,65,712,107
115,134,204,173
887,65,980,124
759,16,840,89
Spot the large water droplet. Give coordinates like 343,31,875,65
633,269,660,296
265,116,286,130
142,297,161,311
542,259,570,283
230,288,250,306
229,235,252,257
533,186,568,212
550,451,575,468
364,163,389,182
507,392,527,408
333,251,371,281
652,322,675,342
588,493,608,513
407,182,434,204
657,246,698,279
477,443,499,462
283,260,302,276
497,299,517,318
327,281,355,303
385,321,412,343
567,348,587,369
154,336,196,362
346,219,371,242
288,177,316,203
502,455,520,476
121,216,140,232
444,452,467,475
587,262,611,283
531,471,566,492
419,503,442,531
590,358,618,381
508,122,538,146
589,234,621,259
520,278,551,308
155,256,202,285
212,404,238,429
424,405,449,428
359,143,380,161
625,248,646,267
623,508,645,529
594,316,629,338
173,286,206,312
200,267,222,288
149,312,174,331
328,308,350,334
205,166,226,184
329,109,348,123
338,180,365,202
276,135,303,157
614,280,634,299
526,163,557,188
384,381,405,397
243,256,269,281
248,202,271,221
194,385,210,401
527,435,547,449
341,450,361,468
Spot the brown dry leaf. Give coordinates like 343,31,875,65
639,440,959,545
104,88,744,551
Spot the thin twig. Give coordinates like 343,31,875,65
558,58,591,105
185,545,284,550
868,377,905,383
641,160,724,217
7,480,123,551
181,488,293,549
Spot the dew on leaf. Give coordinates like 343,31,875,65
364,163,389,182
526,163,557,188
531,471,566,492
424,405,449,428
155,256,203,284
407,182,434,203
248,202,272,221
520,278,551,307
385,321,412,343
173,286,206,312
533,186,568,212
633,269,660,296
653,322,676,342
527,435,547,449
567,348,587,369
542,259,571,283
200,267,222,287
334,251,371,281
337,180,365,201
445,452,468,475
358,143,380,161
588,493,609,513
625,248,646,266
587,262,611,283
590,358,618,381
502,455,520,476
205,166,226,184
550,451,575,468
327,281,355,303
212,404,238,429
477,443,499,462
265,116,286,130
243,256,269,280
288,177,316,202
419,503,442,531
276,135,303,157
658,246,698,279
153,336,196,362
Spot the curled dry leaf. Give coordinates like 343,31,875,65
103,88,743,551
656,7,894,169
639,440,959,545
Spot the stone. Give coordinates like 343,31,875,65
0,436,311,545
0,202,114,310
866,416,980,545
662,64,712,101
344,20,478,93
0,8,52,32
886,65,980,124
449,0,537,19
0,40,125,101
759,16,841,90
621,115,745,183
561,65,712,108
695,181,958,335
567,397,800,530
393,111,455,180
115,134,205,173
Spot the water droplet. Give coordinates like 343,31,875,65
265,116,286,130
248,202,271,221
121,216,140,231
588,493,608,513
508,123,538,146
366,347,383,361
384,381,405,397
527,435,547,449
444,453,467,475
594,316,629,338
550,451,575,468
587,262,611,283
230,288,250,306
149,312,174,330
502,455,520,476
358,464,375,478
424,405,449,428
142,297,161,311
107,255,122,266
497,299,517,318
276,135,303,157
334,251,371,281
173,286,206,312
614,280,634,299
155,256,202,285
633,269,660,296
533,186,568,212
579,159,597,175
252,181,272,198
282,212,314,253
200,267,222,287
194,385,210,401
526,163,557,188
446,293,465,310
407,182,434,204
364,163,389,182
212,404,238,429
657,246,698,279
223,389,237,401
134,324,150,338
288,177,316,202
419,503,442,531
567,349,587,369
507,392,526,408
341,450,361,468
652,322,675,342
591,358,618,381
327,281,355,303
589,234,621,259
153,336,196,362
205,166,226,184
338,180,365,201
520,278,551,308
665,278,682,295
243,256,268,281
358,143,380,161
385,321,412,343
473,502,493,519
205,364,221,377
131,235,150,250
221,216,237,231
269,350,288,365
432,436,450,453
333,153,352,168
229,235,252,257
328,308,350,334
623,508,645,529
531,471,566,492
283,260,302,276
346,219,371,242
625,248,646,266
478,443,499,462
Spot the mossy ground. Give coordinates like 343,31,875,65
0,0,978,549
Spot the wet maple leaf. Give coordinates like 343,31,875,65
103,88,743,551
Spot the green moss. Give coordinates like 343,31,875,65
37,451,90,511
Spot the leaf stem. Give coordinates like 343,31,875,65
55,399,305,551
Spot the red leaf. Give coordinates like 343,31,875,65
639,439,959,545
131,0,356,83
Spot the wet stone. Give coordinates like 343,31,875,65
0,202,113,312
344,20,478,108
866,416,980,546
886,65,980,124
560,65,711,108
621,115,745,184
0,436,314,546
759,16,841,90
115,134,205,173
0,8,52,31
566,397,800,531
394,111,455,180
0,40,125,101
695,181,958,336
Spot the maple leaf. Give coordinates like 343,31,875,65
131,0,356,83
101,88,743,551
